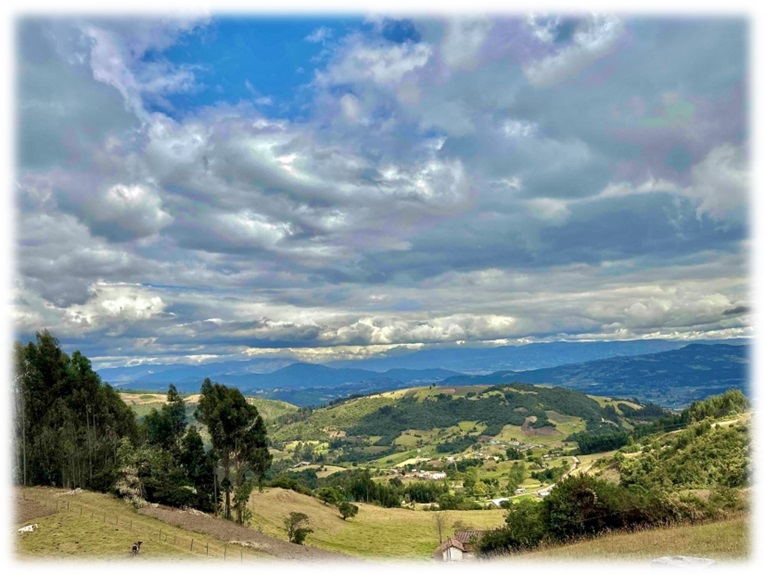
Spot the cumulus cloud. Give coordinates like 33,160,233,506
13,16,749,366
65,283,167,329
440,18,493,70
319,37,431,88
685,143,748,222
523,14,624,87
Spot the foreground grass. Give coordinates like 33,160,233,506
506,514,750,564
248,487,506,560
14,487,269,562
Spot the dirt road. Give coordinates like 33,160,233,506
138,504,357,562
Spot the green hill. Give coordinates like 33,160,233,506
269,383,664,467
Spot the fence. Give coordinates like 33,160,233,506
17,489,266,562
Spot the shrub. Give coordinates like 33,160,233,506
284,512,313,544
339,501,359,520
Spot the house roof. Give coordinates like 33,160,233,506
432,537,466,559
453,530,487,545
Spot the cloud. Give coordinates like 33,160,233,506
319,37,432,88
13,16,749,366
523,14,624,87
65,283,168,330
440,18,493,70
305,26,333,43
685,143,748,222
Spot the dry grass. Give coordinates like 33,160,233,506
14,487,269,562
247,487,506,560
503,514,750,564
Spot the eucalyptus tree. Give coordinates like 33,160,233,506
195,378,272,523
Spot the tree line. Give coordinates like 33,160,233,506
13,331,271,525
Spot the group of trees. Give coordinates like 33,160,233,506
13,331,272,526
479,471,744,556
195,378,272,523
115,386,217,511
479,390,751,556
13,331,139,490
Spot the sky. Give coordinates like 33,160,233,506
11,10,751,369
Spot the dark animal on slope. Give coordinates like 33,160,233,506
131,541,143,557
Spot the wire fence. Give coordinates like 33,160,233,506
16,489,266,562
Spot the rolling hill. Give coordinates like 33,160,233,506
267,383,665,465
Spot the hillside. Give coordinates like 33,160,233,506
442,343,748,408
268,383,662,468
14,486,350,561
119,391,298,430
511,514,749,563
245,487,505,559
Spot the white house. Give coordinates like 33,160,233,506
432,538,467,562
487,497,511,508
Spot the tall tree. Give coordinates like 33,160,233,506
13,330,138,490
195,379,272,523
144,384,187,455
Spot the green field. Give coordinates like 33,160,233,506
247,487,506,559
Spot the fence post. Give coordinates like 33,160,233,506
159,529,162,541
206,542,208,555
190,538,194,551
224,545,227,560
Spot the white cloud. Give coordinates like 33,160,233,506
305,26,333,43
91,183,174,239
440,18,493,70
685,143,748,222
321,38,432,88
339,93,362,122
64,282,167,329
525,14,561,44
527,198,571,223
524,14,624,87
503,119,537,138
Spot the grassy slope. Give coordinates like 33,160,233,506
120,391,298,425
513,514,750,563
14,487,269,561
247,487,505,560
269,384,632,456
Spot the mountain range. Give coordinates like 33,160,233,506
99,339,749,408
442,343,749,408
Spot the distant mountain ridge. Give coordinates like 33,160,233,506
96,339,749,408
325,338,749,374
441,343,749,408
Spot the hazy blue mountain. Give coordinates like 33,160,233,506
105,361,460,396
325,338,749,374
98,357,297,384
99,340,749,408
440,343,749,408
